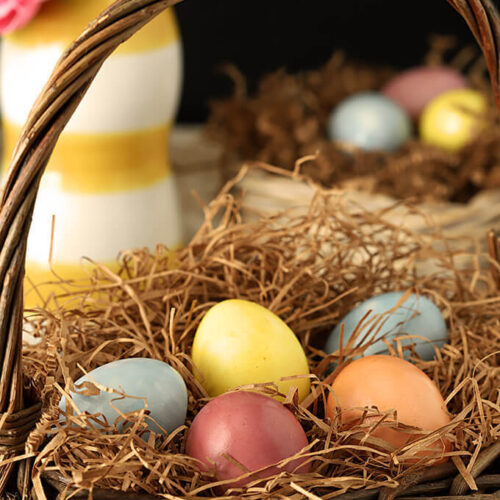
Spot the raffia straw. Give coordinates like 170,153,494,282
206,39,500,204
9,169,498,499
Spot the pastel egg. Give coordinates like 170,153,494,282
326,355,451,462
186,391,310,488
60,358,188,434
382,66,468,119
419,88,487,152
325,292,447,361
327,92,412,152
191,299,310,402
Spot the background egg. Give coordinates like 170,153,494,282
382,66,468,120
327,355,451,462
327,92,412,152
60,358,188,434
325,291,447,361
191,299,310,402
186,391,310,488
419,88,487,152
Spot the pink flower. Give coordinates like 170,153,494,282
0,0,44,34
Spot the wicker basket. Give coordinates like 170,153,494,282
237,165,500,247
0,0,498,499
213,1,500,248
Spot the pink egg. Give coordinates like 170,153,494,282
186,391,310,489
382,66,468,120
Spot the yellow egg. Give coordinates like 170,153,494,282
192,299,310,402
419,89,487,152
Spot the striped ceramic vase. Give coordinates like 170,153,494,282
1,0,183,308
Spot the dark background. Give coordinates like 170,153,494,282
174,0,498,123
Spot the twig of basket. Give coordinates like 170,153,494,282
487,230,500,289
334,440,500,499
446,0,500,114
450,440,500,495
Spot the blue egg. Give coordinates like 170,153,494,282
60,358,188,434
325,292,447,361
327,92,412,151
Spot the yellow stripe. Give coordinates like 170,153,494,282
24,260,117,309
25,251,180,310
7,0,179,55
3,122,172,193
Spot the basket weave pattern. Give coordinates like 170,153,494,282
0,0,498,498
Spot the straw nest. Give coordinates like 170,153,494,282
206,39,500,204
20,172,500,499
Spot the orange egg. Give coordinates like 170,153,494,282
326,355,451,463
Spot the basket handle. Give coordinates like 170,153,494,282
447,0,500,113
0,0,181,489
0,0,498,494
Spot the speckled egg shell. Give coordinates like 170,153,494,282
192,299,310,402
382,66,468,120
325,292,447,361
419,88,487,152
60,358,188,434
186,391,310,489
327,92,412,152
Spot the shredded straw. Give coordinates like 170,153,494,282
15,169,499,498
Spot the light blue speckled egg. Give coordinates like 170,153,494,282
325,291,447,361
60,358,188,434
327,92,412,151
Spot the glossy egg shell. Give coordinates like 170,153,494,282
382,66,468,120
191,299,310,402
327,355,451,462
60,358,188,434
327,91,412,152
325,291,447,361
419,88,487,152
186,391,311,488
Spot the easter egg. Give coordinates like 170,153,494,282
327,91,412,152
191,299,310,402
60,358,188,434
327,355,451,462
325,292,447,361
382,66,468,120
420,88,487,152
186,391,310,488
